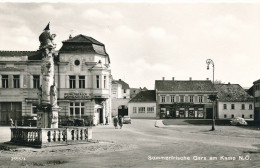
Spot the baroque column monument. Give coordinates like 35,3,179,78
37,23,59,128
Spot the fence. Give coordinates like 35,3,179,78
10,127,92,147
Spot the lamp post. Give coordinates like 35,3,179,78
206,59,216,131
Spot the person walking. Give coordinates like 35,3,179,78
118,116,123,129
9,118,14,127
113,116,118,129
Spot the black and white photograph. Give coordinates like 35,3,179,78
0,0,259,167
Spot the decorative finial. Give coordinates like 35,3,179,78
44,22,50,31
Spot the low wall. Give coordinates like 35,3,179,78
10,127,92,148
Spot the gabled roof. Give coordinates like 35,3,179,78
113,79,130,89
62,34,104,45
155,80,216,92
129,90,156,103
59,34,110,63
214,84,253,102
90,60,108,70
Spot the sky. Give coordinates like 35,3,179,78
0,1,260,89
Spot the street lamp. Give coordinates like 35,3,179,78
206,59,216,131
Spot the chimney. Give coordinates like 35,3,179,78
206,78,209,80
119,79,121,81
172,77,175,81
228,82,230,85
189,77,192,81
162,77,165,80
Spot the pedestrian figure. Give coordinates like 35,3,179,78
118,116,123,129
113,116,118,129
9,118,14,127
105,116,108,125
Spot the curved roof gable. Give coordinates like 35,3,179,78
62,34,104,45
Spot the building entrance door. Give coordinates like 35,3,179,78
206,108,213,119
118,105,128,117
98,108,103,124
0,102,22,125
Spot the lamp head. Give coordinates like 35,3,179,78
207,65,209,70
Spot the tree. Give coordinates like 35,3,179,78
214,80,225,84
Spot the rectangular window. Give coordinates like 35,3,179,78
241,104,245,110
223,104,227,110
96,75,100,88
242,114,245,118
231,104,235,110
161,96,166,102
69,76,76,88
69,102,85,116
256,97,260,103
79,76,85,88
249,104,253,110
2,75,8,88
32,103,38,115
180,95,184,102
13,75,20,88
147,107,154,113
138,107,145,113
33,75,40,89
189,96,194,102
231,114,234,118
133,107,137,113
224,114,227,118
198,96,203,103
250,114,253,118
104,76,106,88
170,96,175,102
124,89,126,93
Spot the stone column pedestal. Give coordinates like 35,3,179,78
37,106,60,128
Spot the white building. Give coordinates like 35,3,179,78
128,90,156,119
0,34,112,126
111,79,130,117
215,84,254,120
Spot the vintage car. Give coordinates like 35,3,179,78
230,117,248,126
123,116,131,124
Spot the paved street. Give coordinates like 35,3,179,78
0,119,260,168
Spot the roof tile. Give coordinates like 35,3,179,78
129,90,156,103
214,84,253,102
155,80,216,92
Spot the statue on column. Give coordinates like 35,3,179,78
50,83,58,107
38,22,56,105
37,22,59,128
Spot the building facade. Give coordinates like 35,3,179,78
0,34,112,125
128,90,156,119
155,79,217,119
253,79,260,121
215,84,254,119
111,79,130,117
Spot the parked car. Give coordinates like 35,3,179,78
230,117,248,126
123,116,131,124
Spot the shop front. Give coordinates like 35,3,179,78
159,103,205,119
